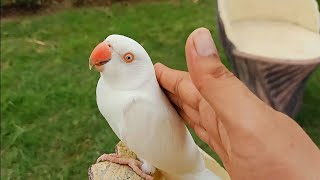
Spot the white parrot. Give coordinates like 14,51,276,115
89,34,221,180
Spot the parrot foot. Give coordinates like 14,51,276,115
95,153,154,180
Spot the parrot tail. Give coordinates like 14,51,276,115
191,168,222,180
164,168,221,180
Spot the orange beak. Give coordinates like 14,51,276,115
89,42,112,72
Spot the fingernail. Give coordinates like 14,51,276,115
193,28,215,57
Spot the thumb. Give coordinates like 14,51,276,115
185,28,274,128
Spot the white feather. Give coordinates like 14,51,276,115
95,34,221,180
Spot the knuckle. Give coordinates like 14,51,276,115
194,95,203,111
210,65,234,80
195,65,236,93
176,98,184,111
174,76,184,98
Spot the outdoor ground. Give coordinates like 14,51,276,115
1,0,320,179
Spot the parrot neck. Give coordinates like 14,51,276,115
100,68,156,91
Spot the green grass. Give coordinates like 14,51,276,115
1,0,320,179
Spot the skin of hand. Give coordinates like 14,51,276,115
154,28,320,180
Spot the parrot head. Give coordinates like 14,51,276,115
89,35,154,90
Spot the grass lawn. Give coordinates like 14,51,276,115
1,0,320,179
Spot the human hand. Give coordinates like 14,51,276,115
154,28,320,180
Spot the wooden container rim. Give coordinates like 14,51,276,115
232,49,320,65
216,14,320,66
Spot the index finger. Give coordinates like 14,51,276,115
154,63,202,110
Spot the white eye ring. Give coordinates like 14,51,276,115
123,52,135,63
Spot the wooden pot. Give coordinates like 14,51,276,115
217,0,320,117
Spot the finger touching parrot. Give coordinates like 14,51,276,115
89,34,221,180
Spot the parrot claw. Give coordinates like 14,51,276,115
127,159,154,180
96,153,120,163
95,153,154,180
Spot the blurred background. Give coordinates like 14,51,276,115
1,0,319,179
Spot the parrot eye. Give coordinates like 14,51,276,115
123,52,135,63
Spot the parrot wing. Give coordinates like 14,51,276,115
119,93,205,175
